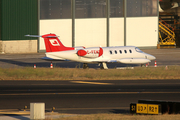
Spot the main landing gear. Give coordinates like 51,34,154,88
83,62,108,69
83,63,89,69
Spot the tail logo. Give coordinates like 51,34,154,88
49,39,60,46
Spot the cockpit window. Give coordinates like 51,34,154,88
135,47,143,53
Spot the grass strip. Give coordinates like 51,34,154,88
0,66,180,80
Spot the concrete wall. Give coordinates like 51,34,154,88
39,17,158,50
109,18,124,46
0,40,37,54
126,17,158,47
75,18,106,47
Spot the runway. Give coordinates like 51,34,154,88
0,80,180,114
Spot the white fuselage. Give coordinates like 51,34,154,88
45,46,155,64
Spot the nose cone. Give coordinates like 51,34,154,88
147,54,156,60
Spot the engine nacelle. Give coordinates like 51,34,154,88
77,47,103,58
118,58,151,64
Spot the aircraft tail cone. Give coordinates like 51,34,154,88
34,64,36,69
154,61,157,67
50,62,53,69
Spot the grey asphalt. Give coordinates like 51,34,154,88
0,79,180,119
143,48,180,66
0,80,180,112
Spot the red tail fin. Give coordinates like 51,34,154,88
42,34,74,52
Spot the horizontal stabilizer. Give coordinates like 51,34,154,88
45,36,59,38
25,35,42,37
25,35,59,38
41,57,70,61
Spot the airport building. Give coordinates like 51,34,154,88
0,0,174,54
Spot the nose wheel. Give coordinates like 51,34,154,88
100,62,108,69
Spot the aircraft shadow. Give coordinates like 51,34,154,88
0,59,140,69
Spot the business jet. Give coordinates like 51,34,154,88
25,33,156,69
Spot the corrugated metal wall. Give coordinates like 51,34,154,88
0,0,38,40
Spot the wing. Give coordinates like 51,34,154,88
108,58,151,64
92,58,150,64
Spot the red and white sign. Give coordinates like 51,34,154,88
49,39,60,46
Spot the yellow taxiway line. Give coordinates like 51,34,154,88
0,111,30,115
71,81,113,85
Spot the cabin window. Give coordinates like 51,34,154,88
124,50,127,53
110,50,112,54
119,50,122,54
129,50,132,53
115,50,117,54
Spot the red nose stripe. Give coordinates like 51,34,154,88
77,50,87,56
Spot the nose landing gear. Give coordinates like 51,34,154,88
100,62,108,69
